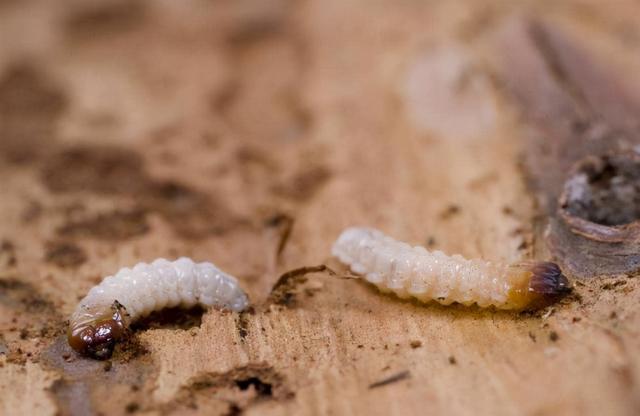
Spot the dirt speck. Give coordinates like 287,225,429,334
264,212,294,261
0,278,57,315
235,310,252,341
65,0,147,38
147,180,240,238
41,145,242,238
125,401,140,413
273,166,332,201
0,63,67,163
57,209,149,241
41,146,146,194
169,363,293,412
440,204,461,220
0,239,17,267
268,265,335,307
188,364,291,398
44,241,87,268
224,12,286,48
21,200,43,223
368,370,411,389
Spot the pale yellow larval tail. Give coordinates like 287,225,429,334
332,227,571,310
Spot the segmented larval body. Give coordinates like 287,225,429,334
68,257,249,358
332,227,570,310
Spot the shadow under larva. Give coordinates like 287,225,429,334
332,227,572,311
68,257,249,359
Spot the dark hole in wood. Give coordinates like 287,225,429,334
235,377,273,397
560,153,640,226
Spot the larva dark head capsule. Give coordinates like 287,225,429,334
527,262,571,297
68,301,128,359
506,261,572,310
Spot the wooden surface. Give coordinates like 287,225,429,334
1,1,640,415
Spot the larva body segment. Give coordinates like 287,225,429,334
332,227,570,310
68,257,249,359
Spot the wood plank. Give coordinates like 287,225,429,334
1,1,639,415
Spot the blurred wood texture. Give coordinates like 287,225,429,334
1,1,639,415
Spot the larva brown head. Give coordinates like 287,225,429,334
506,262,571,310
68,301,128,359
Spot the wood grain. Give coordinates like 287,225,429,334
1,1,639,415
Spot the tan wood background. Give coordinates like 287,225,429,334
1,1,639,415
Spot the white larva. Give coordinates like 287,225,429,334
68,257,249,358
332,227,570,310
